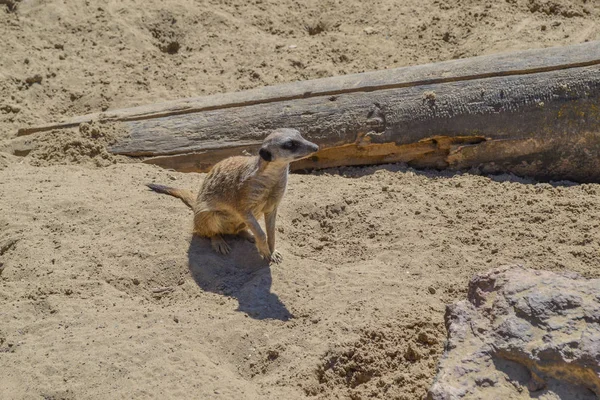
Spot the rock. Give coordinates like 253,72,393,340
428,266,600,399
266,349,279,361
0,104,20,113
25,74,43,85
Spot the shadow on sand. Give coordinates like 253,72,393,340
304,163,581,187
187,235,292,321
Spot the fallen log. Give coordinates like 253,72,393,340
21,41,600,182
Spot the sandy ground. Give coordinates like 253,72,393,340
1,0,600,399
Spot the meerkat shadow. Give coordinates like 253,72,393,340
187,235,292,321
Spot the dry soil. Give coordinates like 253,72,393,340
1,0,600,399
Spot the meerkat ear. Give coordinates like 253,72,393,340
259,148,273,162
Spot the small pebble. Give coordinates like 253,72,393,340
25,74,43,85
428,286,436,294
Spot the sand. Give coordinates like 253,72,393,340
1,0,600,399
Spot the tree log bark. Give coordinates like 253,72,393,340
18,41,600,182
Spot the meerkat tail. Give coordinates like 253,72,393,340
146,183,196,210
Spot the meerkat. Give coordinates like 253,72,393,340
147,128,319,263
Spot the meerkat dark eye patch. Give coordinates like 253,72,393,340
282,140,298,151
259,148,273,162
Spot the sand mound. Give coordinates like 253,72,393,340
27,121,129,167
307,323,444,399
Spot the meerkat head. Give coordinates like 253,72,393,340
259,128,319,164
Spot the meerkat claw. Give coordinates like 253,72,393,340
269,250,283,264
258,248,271,261
211,236,231,255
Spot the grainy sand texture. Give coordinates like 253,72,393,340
1,0,599,399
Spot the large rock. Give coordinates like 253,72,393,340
428,266,600,399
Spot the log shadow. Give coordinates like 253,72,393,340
303,163,580,187
492,356,597,399
187,235,292,321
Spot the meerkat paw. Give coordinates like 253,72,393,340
270,250,283,264
211,236,231,255
257,245,272,261
259,250,271,261
237,230,255,243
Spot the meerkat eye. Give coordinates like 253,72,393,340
282,140,298,151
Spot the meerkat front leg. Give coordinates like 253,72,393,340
265,210,282,264
243,212,272,261
237,229,255,243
